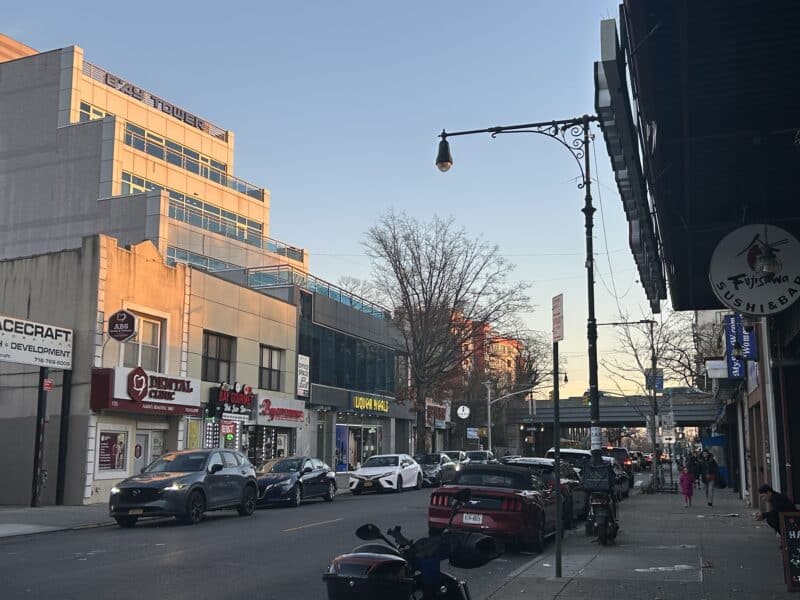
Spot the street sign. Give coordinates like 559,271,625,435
0,313,73,370
645,368,664,391
466,427,479,439
43,378,54,392
661,412,675,430
108,309,137,343
662,430,676,444
552,294,564,342
457,405,470,419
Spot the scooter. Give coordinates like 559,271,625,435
585,490,619,546
322,488,498,599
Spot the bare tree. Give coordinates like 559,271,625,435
336,275,381,304
365,211,530,452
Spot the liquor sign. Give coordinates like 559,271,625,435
0,314,73,369
108,309,137,343
709,224,800,316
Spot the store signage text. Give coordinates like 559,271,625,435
126,366,194,402
209,383,256,416
0,314,73,369
105,73,207,131
259,398,304,422
352,395,389,413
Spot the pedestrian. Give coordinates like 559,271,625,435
691,449,702,488
755,483,795,544
699,450,719,506
679,466,694,507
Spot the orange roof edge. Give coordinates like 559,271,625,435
0,34,39,63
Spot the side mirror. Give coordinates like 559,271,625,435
356,524,382,541
210,463,224,474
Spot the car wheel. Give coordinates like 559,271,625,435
415,473,422,490
396,475,403,493
324,481,336,502
115,516,137,528
237,485,256,516
289,485,302,507
184,490,205,525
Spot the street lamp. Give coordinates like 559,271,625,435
437,115,603,462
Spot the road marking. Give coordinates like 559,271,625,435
283,518,343,532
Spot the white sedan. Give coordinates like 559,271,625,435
349,454,422,494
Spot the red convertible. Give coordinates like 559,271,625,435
428,464,558,552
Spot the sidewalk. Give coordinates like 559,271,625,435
0,473,353,538
489,483,794,600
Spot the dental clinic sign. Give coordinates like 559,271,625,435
0,314,73,369
709,224,800,316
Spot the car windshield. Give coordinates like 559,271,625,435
517,463,554,480
363,456,398,468
259,458,303,474
414,454,442,465
443,452,462,461
549,452,589,470
454,470,526,489
610,449,629,462
144,452,207,473
466,452,489,461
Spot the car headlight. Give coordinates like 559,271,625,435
110,486,121,495
380,472,395,479
163,482,188,492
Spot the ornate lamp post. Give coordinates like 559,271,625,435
436,114,603,462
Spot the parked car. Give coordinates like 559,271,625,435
500,454,522,464
603,456,631,500
507,457,588,523
545,448,593,474
603,447,635,487
628,450,646,471
442,450,468,465
413,453,457,486
428,464,557,552
464,450,498,464
256,456,336,507
348,454,422,494
109,449,257,528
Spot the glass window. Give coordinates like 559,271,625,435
98,431,127,471
203,331,235,382
223,451,240,467
122,316,162,371
259,345,282,391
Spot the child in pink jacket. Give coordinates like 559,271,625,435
679,466,694,507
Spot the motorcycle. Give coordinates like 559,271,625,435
585,490,619,546
322,488,498,599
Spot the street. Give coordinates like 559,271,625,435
0,486,535,600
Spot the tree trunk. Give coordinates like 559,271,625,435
414,383,431,454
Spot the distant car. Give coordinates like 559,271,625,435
602,456,631,500
349,454,422,494
500,454,522,464
603,447,635,487
545,448,593,474
109,449,257,528
428,464,557,552
414,453,457,486
256,456,336,507
442,450,468,465
628,451,645,470
464,450,498,464
507,457,588,522
644,452,653,468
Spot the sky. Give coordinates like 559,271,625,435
5,1,655,397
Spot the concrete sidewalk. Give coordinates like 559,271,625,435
0,473,354,538
489,483,794,599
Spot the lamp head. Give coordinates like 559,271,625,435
436,134,453,172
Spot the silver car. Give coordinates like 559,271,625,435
109,448,258,527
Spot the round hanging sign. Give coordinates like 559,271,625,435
456,405,470,419
709,224,800,316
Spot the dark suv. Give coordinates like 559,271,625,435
603,447,635,487
109,448,258,527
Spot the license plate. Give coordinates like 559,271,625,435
128,508,144,515
363,481,373,487
462,513,483,525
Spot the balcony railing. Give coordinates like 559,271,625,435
246,266,390,320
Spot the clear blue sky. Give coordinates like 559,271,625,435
6,1,653,396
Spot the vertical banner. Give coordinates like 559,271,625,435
724,315,745,379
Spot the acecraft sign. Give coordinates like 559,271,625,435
0,314,73,369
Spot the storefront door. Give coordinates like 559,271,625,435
133,433,148,474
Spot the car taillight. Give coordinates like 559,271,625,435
501,498,524,512
624,459,632,465
430,493,450,506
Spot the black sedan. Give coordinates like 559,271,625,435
109,449,258,528
414,453,457,486
256,456,336,507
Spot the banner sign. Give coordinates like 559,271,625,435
0,314,73,369
724,315,745,379
297,354,310,398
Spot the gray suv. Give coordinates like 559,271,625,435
109,448,258,527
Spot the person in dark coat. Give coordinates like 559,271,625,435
699,450,719,506
756,483,795,538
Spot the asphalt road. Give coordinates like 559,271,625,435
0,486,541,600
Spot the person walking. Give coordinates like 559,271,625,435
691,449,702,488
699,450,719,506
679,466,694,507
755,483,795,544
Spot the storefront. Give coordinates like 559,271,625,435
247,394,306,466
425,400,451,452
89,366,201,499
206,383,257,453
